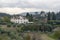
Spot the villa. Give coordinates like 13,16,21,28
11,15,29,24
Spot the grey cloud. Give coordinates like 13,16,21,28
0,0,60,11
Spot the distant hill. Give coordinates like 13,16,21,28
19,12,40,16
0,13,11,17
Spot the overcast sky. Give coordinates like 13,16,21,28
0,0,60,14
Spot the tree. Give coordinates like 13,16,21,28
7,24,11,27
26,13,33,22
26,13,30,17
26,13,30,21
52,12,56,20
3,16,10,22
29,14,33,22
47,12,51,20
40,11,45,14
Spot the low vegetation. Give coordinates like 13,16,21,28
0,11,60,40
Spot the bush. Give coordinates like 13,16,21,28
52,31,60,39
17,25,21,27
13,24,17,27
0,26,1,27
24,34,31,40
7,24,11,27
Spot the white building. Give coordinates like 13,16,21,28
11,15,29,24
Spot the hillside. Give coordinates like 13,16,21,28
19,12,40,16
0,13,11,17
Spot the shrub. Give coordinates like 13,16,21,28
13,24,17,27
17,25,21,27
24,34,31,40
0,26,1,27
7,24,11,27
52,31,60,39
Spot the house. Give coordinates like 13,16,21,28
11,15,29,24
33,12,47,23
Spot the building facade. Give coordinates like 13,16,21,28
11,15,29,24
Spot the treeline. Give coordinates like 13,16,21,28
20,24,54,32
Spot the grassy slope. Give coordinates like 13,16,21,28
0,26,55,40
41,34,55,40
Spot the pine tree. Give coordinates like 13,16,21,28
26,13,33,22
52,12,56,20
26,13,30,17
47,12,51,20
29,14,33,22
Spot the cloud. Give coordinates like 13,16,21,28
0,7,58,15
0,0,60,14
0,0,60,9
0,8,45,15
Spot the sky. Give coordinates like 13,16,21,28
0,0,60,14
